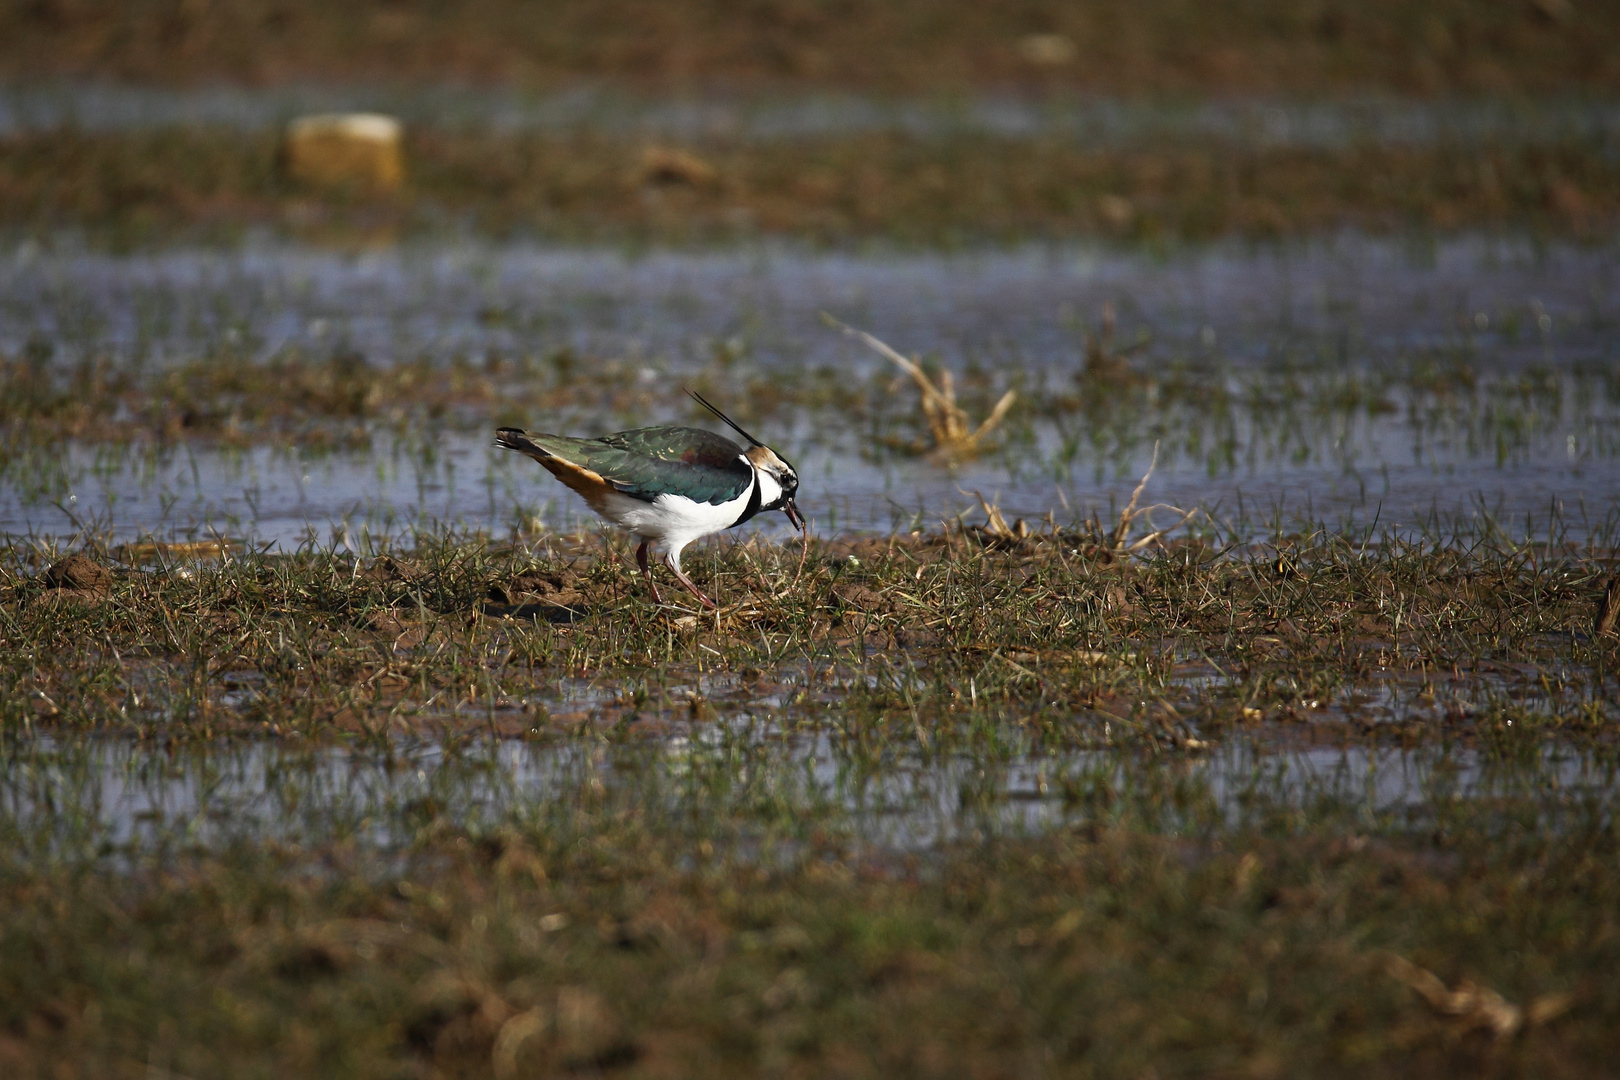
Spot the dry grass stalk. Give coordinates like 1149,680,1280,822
1109,441,1197,555
1596,576,1620,637
966,491,1030,540
1384,954,1572,1039
824,314,1015,460
1385,953,1522,1037
118,538,237,562
964,444,1191,555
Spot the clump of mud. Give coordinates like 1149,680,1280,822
34,553,114,603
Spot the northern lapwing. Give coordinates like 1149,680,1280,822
495,393,804,608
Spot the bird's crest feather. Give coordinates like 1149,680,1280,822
687,389,763,448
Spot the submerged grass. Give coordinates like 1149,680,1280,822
4,326,1617,480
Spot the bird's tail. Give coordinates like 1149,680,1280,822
494,427,554,462
495,427,619,513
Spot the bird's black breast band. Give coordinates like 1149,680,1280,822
728,471,763,529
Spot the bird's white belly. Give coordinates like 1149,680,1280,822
598,488,750,547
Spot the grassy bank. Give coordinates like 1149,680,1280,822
1,128,1615,246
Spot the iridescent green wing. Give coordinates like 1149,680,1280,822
539,426,753,506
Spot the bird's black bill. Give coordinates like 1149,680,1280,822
783,498,806,531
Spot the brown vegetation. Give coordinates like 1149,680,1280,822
1,127,1613,244
1,0,1616,95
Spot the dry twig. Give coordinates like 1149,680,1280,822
823,313,1015,460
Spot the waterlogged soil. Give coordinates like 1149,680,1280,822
2,522,1619,1075
3,789,1617,1079
4,522,1614,742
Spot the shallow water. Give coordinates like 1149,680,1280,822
17,430,1619,551
8,234,1615,370
3,83,1618,149
4,235,1617,546
3,732,1612,855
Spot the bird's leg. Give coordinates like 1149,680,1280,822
635,539,663,604
663,552,716,610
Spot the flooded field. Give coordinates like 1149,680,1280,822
7,0,1620,1064
5,0,1620,1064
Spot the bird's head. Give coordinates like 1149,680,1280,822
744,444,803,530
